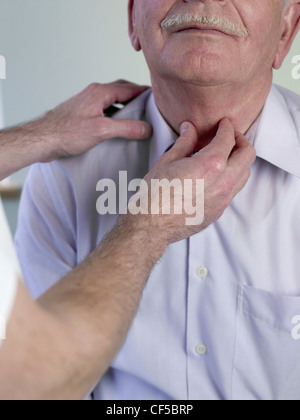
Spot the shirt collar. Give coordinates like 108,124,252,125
146,93,177,170
246,85,300,178
146,85,300,178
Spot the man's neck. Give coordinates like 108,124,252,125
151,73,273,150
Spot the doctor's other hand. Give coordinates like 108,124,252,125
125,119,256,250
31,80,153,161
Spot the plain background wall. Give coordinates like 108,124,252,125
0,0,300,233
0,0,150,128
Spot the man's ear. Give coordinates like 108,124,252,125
128,0,142,52
273,2,300,69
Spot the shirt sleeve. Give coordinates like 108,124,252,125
0,198,20,347
15,162,77,299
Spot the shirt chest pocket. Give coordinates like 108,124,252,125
232,285,300,400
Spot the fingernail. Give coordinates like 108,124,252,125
142,123,152,138
180,122,190,134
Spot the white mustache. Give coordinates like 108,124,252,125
161,13,249,38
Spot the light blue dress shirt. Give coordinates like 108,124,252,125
15,86,300,400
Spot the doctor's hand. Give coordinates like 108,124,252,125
0,80,153,180
125,118,256,252
30,80,152,161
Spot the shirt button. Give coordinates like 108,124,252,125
196,266,208,278
195,344,207,356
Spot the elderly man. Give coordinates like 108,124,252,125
0,80,252,400
16,0,300,400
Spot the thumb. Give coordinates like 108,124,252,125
165,122,198,162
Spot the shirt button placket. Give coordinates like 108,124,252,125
194,268,209,358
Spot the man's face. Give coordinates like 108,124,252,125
129,0,293,86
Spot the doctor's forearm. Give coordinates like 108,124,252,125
0,122,51,180
0,215,163,400
36,214,165,399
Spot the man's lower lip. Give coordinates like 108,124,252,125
175,28,227,36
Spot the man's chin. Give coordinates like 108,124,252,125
163,43,228,65
162,61,232,86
